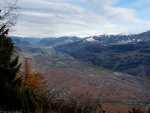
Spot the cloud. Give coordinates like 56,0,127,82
6,0,150,37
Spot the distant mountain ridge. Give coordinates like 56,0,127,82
12,30,150,76
93,31,150,45
12,36,81,47
12,30,150,46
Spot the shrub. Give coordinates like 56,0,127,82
19,72,49,113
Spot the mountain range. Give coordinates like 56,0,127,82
11,31,150,112
13,30,150,76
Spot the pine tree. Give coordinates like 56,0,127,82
0,24,21,110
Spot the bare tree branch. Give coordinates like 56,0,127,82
0,0,18,27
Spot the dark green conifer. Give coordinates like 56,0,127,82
0,24,21,110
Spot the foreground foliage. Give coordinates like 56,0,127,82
0,24,49,112
0,25,21,110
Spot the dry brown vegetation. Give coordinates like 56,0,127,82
18,71,49,113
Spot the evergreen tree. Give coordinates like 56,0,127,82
0,24,21,110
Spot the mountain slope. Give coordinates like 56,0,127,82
13,31,150,76
18,45,150,111
55,32,150,76
14,37,150,112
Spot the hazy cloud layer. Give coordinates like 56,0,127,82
1,0,150,37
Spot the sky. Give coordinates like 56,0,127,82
1,0,150,38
